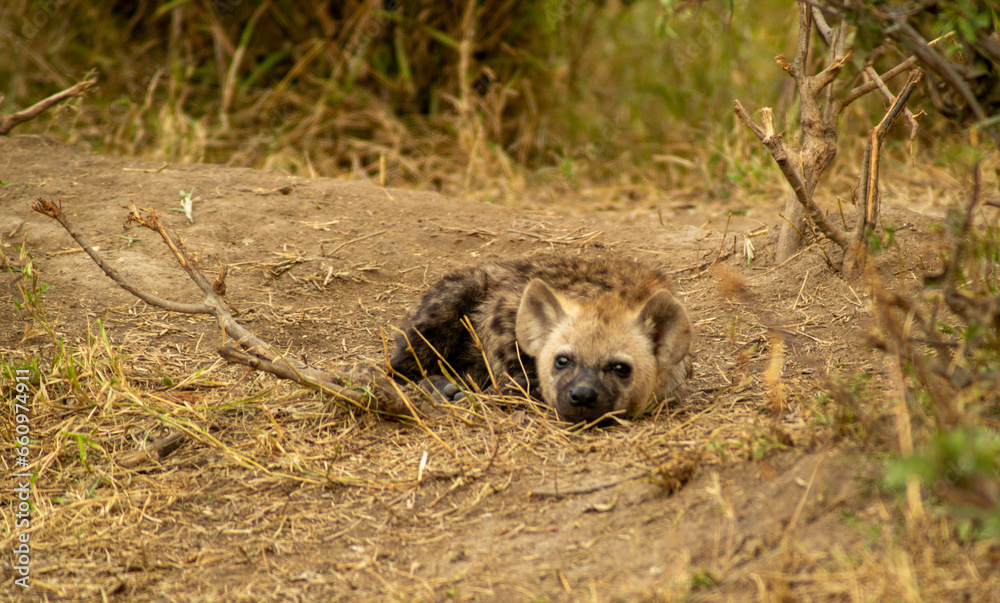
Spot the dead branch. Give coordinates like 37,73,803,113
810,5,833,42
809,49,855,95
735,1,930,264
838,30,950,110
888,18,998,146
842,70,923,273
216,344,373,408
856,70,923,235
31,199,212,315
840,57,920,108
819,0,996,145
733,102,848,250
118,432,187,468
0,78,97,136
862,64,921,141
31,198,421,418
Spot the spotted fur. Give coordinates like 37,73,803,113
390,256,692,422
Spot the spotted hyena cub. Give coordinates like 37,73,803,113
390,256,692,423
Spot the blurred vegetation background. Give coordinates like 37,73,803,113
2,0,975,205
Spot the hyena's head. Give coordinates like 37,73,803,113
515,279,691,424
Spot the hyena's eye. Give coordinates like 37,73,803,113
609,362,632,379
554,355,573,370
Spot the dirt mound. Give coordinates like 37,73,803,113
3,135,986,600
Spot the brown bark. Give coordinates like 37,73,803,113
735,1,927,266
733,102,848,250
842,70,924,273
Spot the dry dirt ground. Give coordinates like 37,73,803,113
1,135,996,601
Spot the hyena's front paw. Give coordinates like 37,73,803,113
416,376,467,402
414,374,536,403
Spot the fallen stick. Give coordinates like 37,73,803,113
31,198,421,418
118,432,187,468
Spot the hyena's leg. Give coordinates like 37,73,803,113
421,372,539,403
389,269,488,386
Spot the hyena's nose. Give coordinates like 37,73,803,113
568,385,598,408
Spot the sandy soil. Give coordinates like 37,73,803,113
3,134,991,601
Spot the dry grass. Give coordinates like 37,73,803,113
2,2,999,598
0,0,861,206
0,320,704,599
3,185,1000,599
1,0,981,213
0,232,841,600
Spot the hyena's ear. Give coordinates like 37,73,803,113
638,290,691,369
515,279,567,356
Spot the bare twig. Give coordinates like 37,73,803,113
31,199,212,315
809,49,855,95
889,19,997,144
323,229,387,256
216,344,373,408
707,212,732,276
841,57,919,108
838,31,952,110
0,78,97,135
733,102,848,250
863,64,921,141
811,5,833,43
